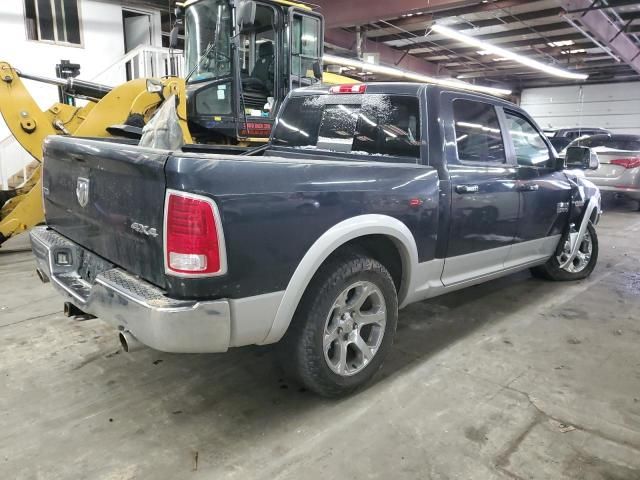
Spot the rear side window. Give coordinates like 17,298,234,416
271,94,421,162
452,99,505,163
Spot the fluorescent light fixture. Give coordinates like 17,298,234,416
548,40,574,47
323,53,512,96
432,24,588,81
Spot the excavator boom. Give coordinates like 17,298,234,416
0,61,190,245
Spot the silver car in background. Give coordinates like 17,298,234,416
562,134,640,207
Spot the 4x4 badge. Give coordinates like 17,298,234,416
76,177,90,208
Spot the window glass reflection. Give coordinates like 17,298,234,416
504,112,552,167
271,94,421,162
452,99,505,163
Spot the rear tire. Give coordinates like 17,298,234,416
530,223,598,281
277,252,398,397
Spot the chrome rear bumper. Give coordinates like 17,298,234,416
30,227,231,353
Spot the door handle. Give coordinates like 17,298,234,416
455,184,480,194
516,183,539,192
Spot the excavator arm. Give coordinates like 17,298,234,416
0,61,191,245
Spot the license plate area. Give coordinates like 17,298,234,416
77,250,114,284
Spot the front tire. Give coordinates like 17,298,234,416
531,223,598,281
277,252,398,397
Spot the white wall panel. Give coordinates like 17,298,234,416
521,82,640,135
0,0,162,184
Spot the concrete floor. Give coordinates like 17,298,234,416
1,200,640,480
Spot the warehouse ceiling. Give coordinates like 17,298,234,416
318,0,640,91
146,0,640,92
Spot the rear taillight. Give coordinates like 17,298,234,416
329,84,366,94
610,157,640,169
164,190,226,276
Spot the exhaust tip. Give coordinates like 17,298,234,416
118,332,129,352
119,330,144,353
36,268,50,283
63,301,93,319
63,301,76,317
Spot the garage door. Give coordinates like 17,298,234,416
520,82,640,135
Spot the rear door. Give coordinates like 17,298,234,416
440,94,519,285
501,109,571,268
43,137,168,288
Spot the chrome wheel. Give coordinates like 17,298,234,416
557,230,593,273
323,281,387,376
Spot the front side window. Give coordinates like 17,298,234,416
272,94,421,162
185,0,232,83
504,111,552,167
452,99,505,164
24,0,81,45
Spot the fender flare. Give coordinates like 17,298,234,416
260,214,419,344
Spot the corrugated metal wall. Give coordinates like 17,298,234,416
520,82,640,135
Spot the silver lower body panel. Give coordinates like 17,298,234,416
30,227,231,353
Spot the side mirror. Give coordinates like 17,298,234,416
565,146,599,170
552,155,565,172
237,1,256,29
169,24,180,49
312,61,323,81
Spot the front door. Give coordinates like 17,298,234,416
501,109,572,268
441,96,520,286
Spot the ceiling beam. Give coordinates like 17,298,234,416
312,0,482,29
324,29,448,76
453,61,633,79
316,0,531,80
563,0,640,14
370,7,565,43
424,39,596,63
366,0,532,32
410,32,588,56
394,22,573,51
558,0,640,75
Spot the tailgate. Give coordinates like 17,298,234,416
43,136,168,288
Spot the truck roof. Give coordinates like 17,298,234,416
291,81,514,106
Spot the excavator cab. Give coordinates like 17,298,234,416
181,0,323,143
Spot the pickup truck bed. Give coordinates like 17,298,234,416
32,82,602,396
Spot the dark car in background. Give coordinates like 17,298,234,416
544,127,611,152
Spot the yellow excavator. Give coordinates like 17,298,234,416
0,0,356,246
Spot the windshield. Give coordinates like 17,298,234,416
185,0,232,83
272,94,422,161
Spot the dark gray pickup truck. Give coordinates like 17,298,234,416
31,83,602,396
